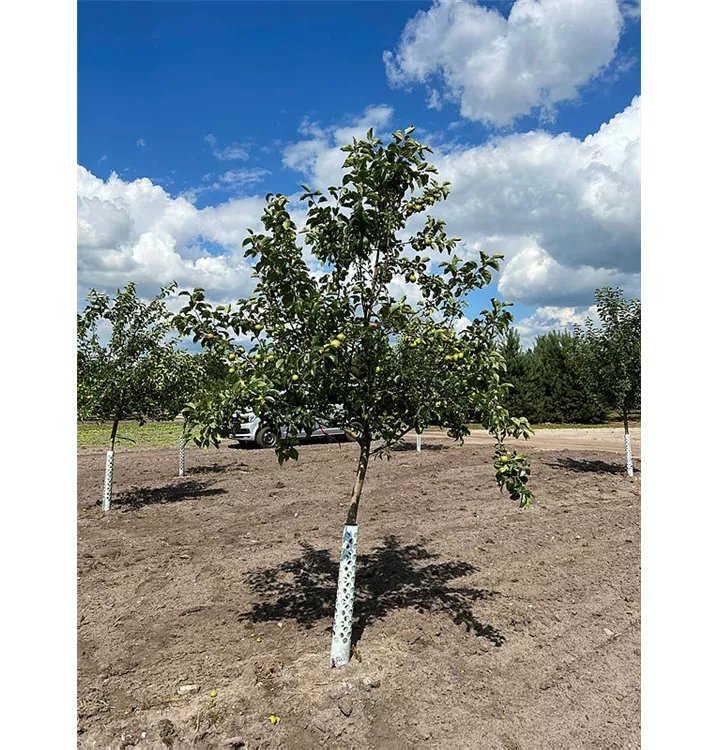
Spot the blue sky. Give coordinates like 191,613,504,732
77,0,641,345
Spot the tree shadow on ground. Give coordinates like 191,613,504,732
187,463,245,475
112,480,227,510
549,456,640,475
390,440,449,452
241,536,503,647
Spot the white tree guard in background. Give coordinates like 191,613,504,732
330,524,359,667
102,450,115,512
179,435,186,477
625,431,634,477
416,432,422,452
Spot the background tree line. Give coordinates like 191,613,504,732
500,328,608,425
499,290,640,426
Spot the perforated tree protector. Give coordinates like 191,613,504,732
179,435,186,477
102,450,115,512
330,524,359,667
417,432,422,452
625,431,634,477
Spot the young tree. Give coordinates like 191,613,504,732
166,350,226,477
77,282,191,509
159,349,227,477
574,287,641,475
174,127,533,667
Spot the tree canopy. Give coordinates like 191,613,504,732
77,282,200,427
175,127,533,509
574,287,641,426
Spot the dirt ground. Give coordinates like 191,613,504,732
78,430,641,749
457,426,641,455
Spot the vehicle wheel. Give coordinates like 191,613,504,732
346,421,363,442
256,427,277,448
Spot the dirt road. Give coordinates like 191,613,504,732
418,426,641,457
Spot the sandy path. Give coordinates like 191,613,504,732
416,426,641,457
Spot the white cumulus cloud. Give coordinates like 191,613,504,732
77,166,269,302
384,0,625,127
497,245,639,307
425,96,641,305
514,305,598,347
281,97,640,308
619,0,641,20
283,105,394,188
80,91,640,318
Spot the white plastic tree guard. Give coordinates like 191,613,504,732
102,450,115,512
416,432,422,452
179,435,186,477
624,431,634,477
330,524,359,667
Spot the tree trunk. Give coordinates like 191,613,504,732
102,418,120,512
345,436,370,526
179,423,187,477
623,410,634,477
110,418,119,451
330,434,370,667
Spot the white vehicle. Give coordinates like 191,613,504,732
230,408,354,448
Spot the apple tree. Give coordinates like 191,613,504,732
574,287,641,475
165,349,226,477
77,282,199,509
174,127,533,666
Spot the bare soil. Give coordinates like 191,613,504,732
457,426,641,455
78,431,640,749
